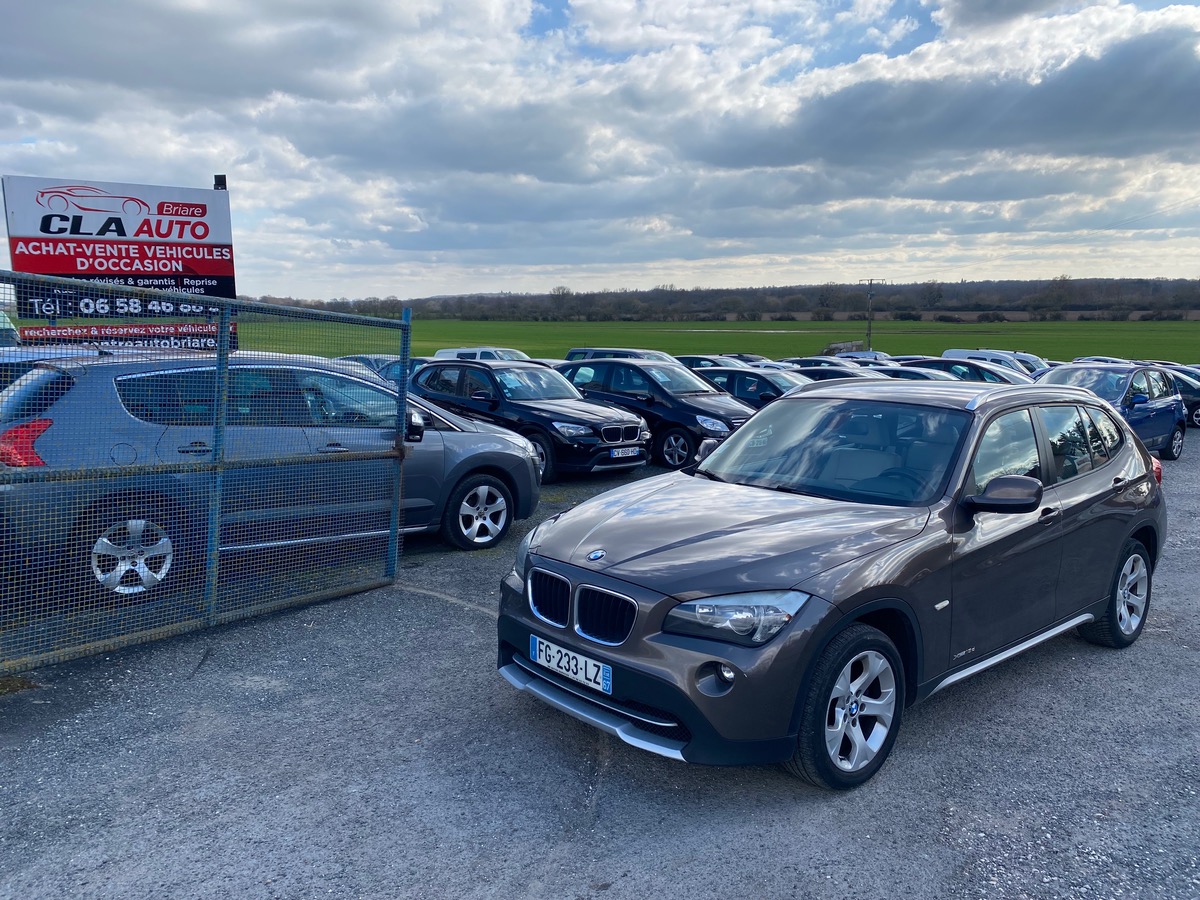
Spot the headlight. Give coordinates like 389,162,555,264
510,434,538,459
513,529,535,579
637,417,651,439
696,415,730,436
512,517,555,579
663,591,810,646
552,421,592,439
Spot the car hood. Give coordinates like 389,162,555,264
530,473,929,599
512,398,639,425
672,392,756,421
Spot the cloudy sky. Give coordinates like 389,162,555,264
2,0,1199,300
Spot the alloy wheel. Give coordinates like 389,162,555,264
457,483,509,545
90,518,174,596
825,649,897,773
1115,552,1149,635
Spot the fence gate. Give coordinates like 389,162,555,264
0,271,411,674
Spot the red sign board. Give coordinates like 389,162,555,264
2,176,237,301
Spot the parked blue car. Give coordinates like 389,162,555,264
1036,363,1186,460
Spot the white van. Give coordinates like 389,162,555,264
433,347,530,360
999,350,1050,373
942,348,1030,374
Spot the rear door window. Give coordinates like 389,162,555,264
418,365,461,396
1037,405,1095,482
1086,406,1124,455
117,370,215,425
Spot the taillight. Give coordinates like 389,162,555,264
0,419,51,467
1151,457,1162,485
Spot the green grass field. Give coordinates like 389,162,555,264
16,315,1200,365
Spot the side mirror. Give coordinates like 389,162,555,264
469,390,494,403
962,474,1042,514
696,438,720,463
1127,393,1149,406
758,391,779,403
404,410,426,443
637,393,655,405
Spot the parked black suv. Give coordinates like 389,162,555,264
498,381,1166,789
555,358,755,468
410,360,650,482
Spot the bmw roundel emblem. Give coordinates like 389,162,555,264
587,549,607,561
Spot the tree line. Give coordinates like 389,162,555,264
246,275,1200,322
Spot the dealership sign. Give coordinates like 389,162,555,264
2,175,237,310
19,321,238,350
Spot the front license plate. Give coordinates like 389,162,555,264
530,635,612,695
610,447,639,458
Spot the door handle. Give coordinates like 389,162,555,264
1037,508,1060,525
318,444,350,453
176,442,212,454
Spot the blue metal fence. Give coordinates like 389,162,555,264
0,270,411,673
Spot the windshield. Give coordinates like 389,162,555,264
696,398,970,506
494,366,582,401
1039,367,1128,402
642,363,720,395
493,349,530,360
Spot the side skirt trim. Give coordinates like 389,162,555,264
928,613,1094,697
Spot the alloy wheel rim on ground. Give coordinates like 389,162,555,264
825,649,897,773
1172,430,1184,456
1116,553,1149,635
458,485,509,544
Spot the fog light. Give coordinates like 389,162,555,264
717,664,736,684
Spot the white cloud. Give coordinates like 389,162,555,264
1,0,1199,299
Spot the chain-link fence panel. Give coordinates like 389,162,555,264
0,270,412,673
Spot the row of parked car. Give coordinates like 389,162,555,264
337,344,1195,477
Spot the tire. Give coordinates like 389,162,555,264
655,428,697,469
1078,539,1151,648
1160,426,1184,461
440,474,513,551
73,504,198,605
1191,406,1200,429
783,623,904,790
527,432,556,483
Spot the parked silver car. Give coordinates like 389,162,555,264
0,352,541,606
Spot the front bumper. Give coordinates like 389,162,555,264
554,441,649,474
496,566,838,767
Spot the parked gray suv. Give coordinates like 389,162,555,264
1,352,541,607
498,381,1166,789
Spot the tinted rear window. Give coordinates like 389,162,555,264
0,368,76,422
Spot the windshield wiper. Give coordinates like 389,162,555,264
766,482,819,497
693,469,728,483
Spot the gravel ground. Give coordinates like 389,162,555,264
2,453,1198,900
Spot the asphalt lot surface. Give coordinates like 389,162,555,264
2,449,1199,900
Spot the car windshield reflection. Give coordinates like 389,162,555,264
494,366,582,401
641,364,719,395
696,398,970,506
